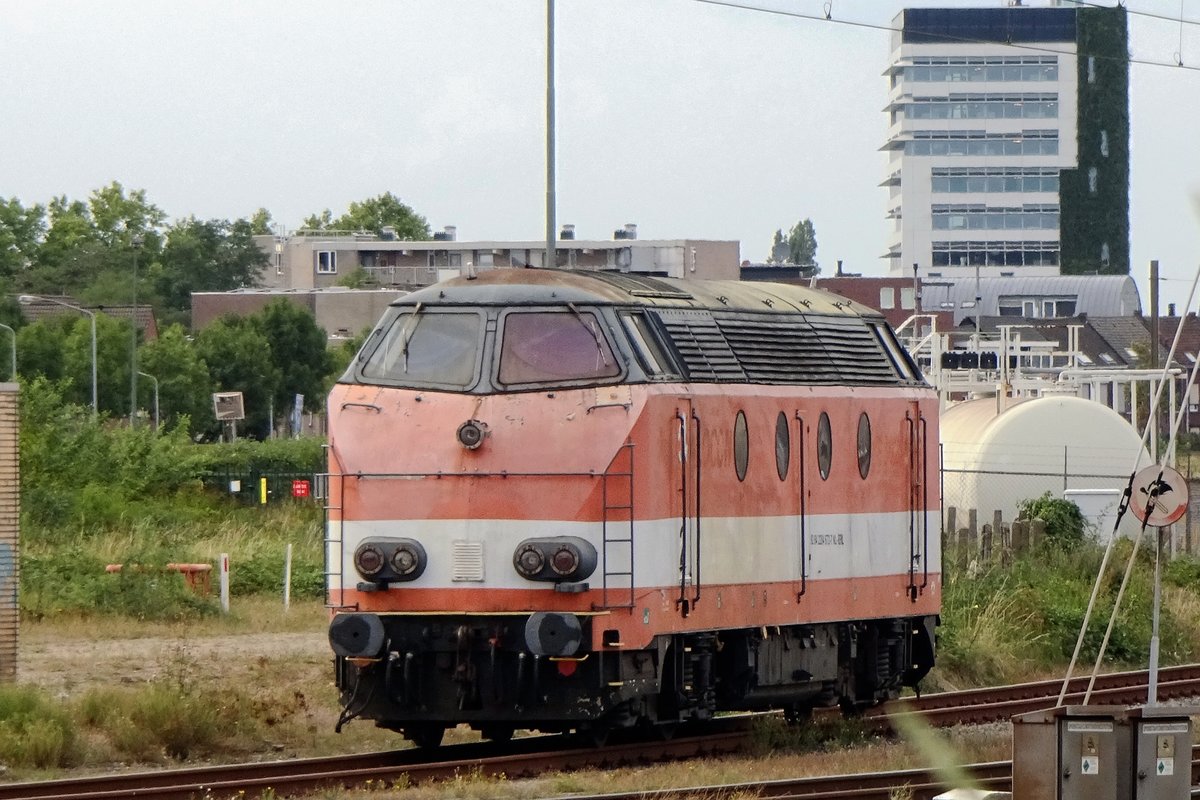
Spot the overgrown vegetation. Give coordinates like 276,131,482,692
19,378,324,621
937,525,1200,687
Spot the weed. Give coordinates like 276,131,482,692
0,686,81,768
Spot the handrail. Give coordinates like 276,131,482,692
676,409,690,616
796,412,807,600
692,409,702,607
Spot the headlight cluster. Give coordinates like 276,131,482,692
512,537,597,583
353,538,427,583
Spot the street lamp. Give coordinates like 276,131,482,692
137,370,159,432
19,295,96,420
130,233,144,426
0,323,14,381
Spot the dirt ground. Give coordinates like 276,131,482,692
18,630,330,699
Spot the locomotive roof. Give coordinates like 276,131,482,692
395,268,881,319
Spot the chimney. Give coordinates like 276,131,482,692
624,223,638,240
432,225,457,242
560,224,575,240
380,226,396,241
1168,303,1177,317
836,259,844,276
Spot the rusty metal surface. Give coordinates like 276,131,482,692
396,268,877,318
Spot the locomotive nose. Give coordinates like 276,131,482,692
329,613,386,658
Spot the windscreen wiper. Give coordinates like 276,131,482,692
567,303,609,367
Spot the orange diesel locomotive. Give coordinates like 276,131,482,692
326,269,939,746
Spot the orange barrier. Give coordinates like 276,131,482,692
105,563,214,596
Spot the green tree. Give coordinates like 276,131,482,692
138,324,214,433
787,218,818,269
304,193,430,239
252,299,336,419
248,207,274,235
87,181,165,247
0,197,46,281
16,317,72,384
194,317,280,439
158,217,269,313
765,228,787,264
17,312,133,415
300,209,333,231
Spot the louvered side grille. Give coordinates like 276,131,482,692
651,308,904,386
652,310,747,382
715,313,902,386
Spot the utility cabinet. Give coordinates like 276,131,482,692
1012,705,1196,800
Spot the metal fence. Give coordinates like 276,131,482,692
942,462,1200,559
200,471,325,505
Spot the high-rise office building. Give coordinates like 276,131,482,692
883,4,1128,280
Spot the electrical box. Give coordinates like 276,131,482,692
1012,705,1196,800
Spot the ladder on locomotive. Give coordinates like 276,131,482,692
321,469,356,611
600,442,636,610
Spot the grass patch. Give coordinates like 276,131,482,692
0,685,82,769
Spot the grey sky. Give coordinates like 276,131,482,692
3,1,1198,311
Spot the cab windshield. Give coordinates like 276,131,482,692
497,310,621,386
359,310,482,389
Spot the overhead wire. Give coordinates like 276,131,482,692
693,0,1200,74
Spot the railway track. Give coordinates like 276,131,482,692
5,663,1199,800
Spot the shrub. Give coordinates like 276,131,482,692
1018,492,1087,547
0,686,81,768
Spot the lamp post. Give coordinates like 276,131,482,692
130,233,144,426
0,323,14,381
137,370,159,432
19,296,96,420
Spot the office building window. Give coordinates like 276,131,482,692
880,287,896,309
932,240,1060,268
931,204,1059,231
904,130,1058,157
1088,167,1098,194
900,56,1058,83
905,93,1058,120
931,166,1059,194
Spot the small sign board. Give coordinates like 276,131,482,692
291,479,310,498
1130,465,1189,526
213,391,245,421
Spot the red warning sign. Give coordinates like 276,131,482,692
291,479,311,498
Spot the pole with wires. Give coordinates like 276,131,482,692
1056,264,1200,707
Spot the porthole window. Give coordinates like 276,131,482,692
857,412,872,479
775,412,790,481
816,412,832,480
734,411,749,482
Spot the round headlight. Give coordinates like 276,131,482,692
456,419,488,450
550,544,581,576
354,543,386,577
390,543,420,576
514,544,545,578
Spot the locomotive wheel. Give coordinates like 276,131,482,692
406,724,446,749
653,721,678,741
783,705,813,724
578,723,610,747
480,724,514,742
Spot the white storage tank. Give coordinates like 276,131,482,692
941,396,1151,540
